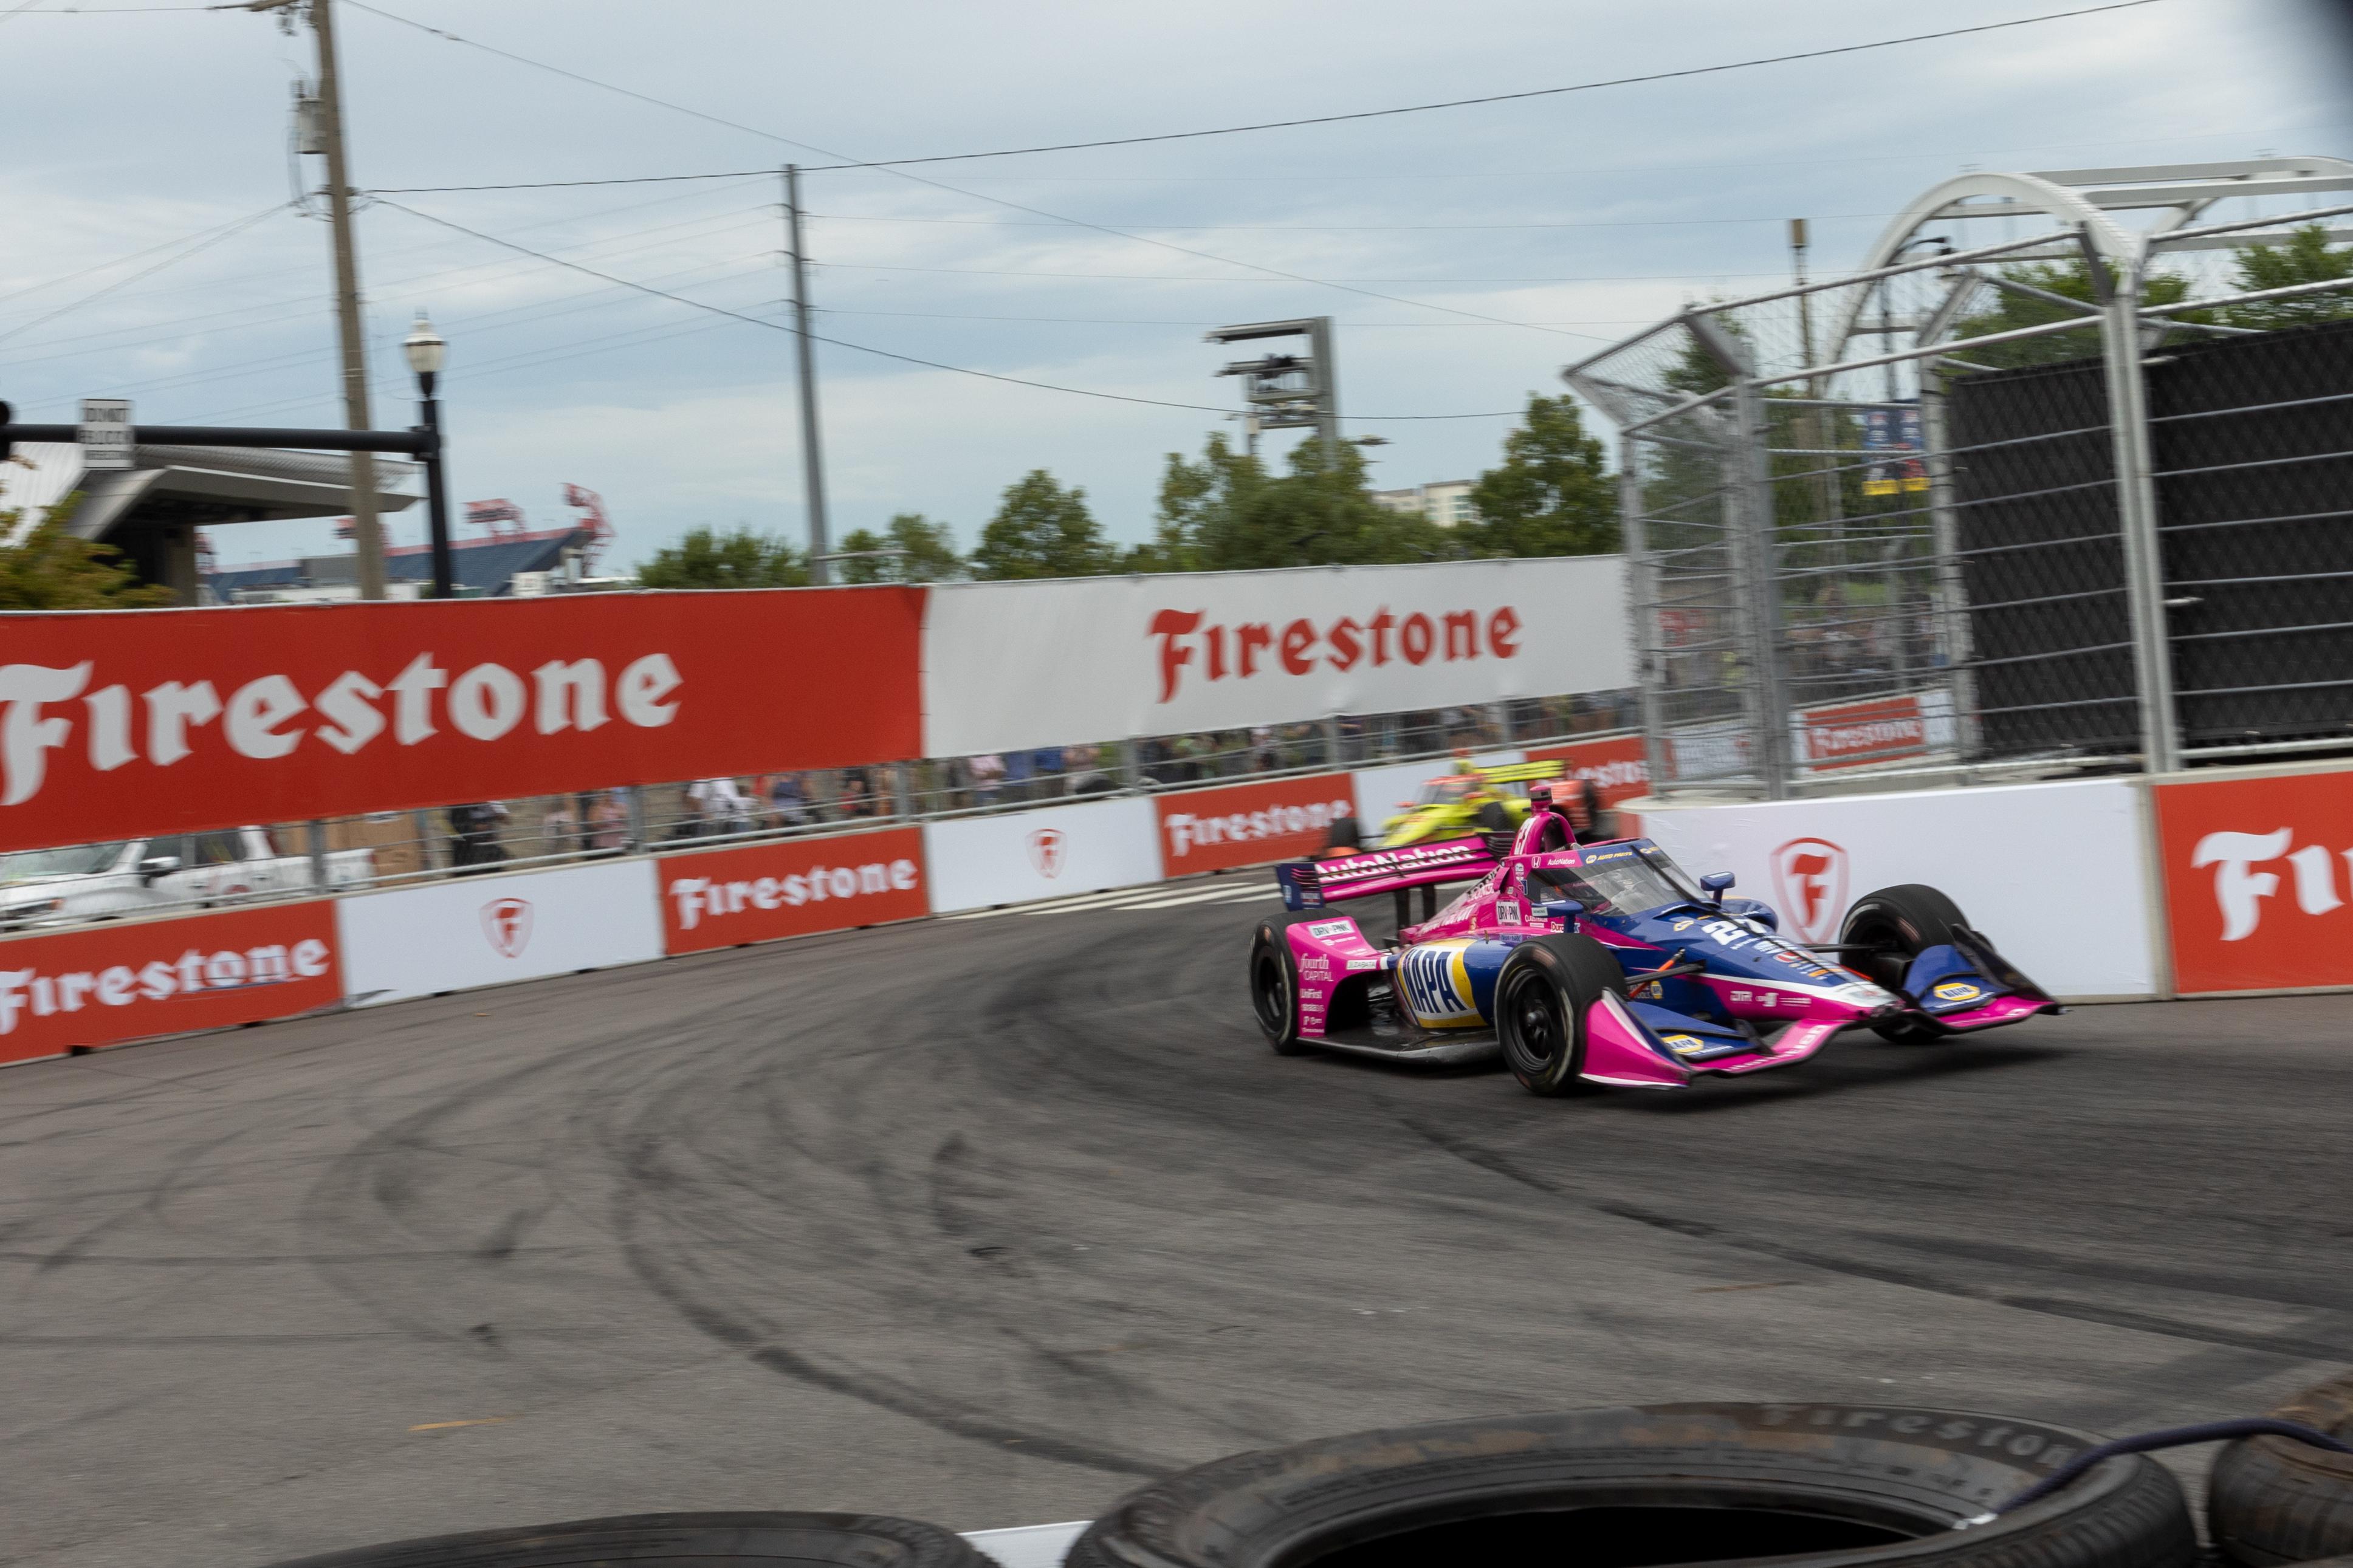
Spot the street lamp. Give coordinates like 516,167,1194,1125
403,312,455,599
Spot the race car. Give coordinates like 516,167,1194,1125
1248,816,2058,1094
1325,758,1596,852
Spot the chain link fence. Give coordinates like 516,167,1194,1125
1570,173,2353,797
0,689,1637,935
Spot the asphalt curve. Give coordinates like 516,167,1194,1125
5,884,2348,1568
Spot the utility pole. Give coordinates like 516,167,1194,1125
783,166,831,585
261,0,386,598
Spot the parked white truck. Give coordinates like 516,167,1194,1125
0,829,373,931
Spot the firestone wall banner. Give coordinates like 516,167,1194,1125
0,589,925,854
337,858,663,1007
1636,777,2155,1001
658,827,930,954
0,901,342,1066
920,556,1630,756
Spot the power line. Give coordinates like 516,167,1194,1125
374,199,1525,420
354,0,2162,186
331,3,1672,343
797,210,1902,231
0,201,289,347
810,262,1788,284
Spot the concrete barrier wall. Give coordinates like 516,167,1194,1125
26,751,2349,1064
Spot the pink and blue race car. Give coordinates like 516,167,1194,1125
1249,816,2059,1095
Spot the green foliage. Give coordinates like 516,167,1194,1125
635,526,808,589
1460,394,1619,557
969,470,1116,580
836,513,965,584
2221,224,2353,331
1946,258,2197,369
0,495,175,608
1142,434,1450,572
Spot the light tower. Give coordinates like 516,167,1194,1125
1206,317,1338,461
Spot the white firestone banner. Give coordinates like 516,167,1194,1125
921,556,1629,756
1634,777,2157,1000
922,796,1163,914
337,858,664,1007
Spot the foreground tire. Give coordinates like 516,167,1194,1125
1067,1404,2194,1568
1495,933,1626,1095
1248,916,1312,1055
2211,1372,2353,1566
1841,883,1970,1043
259,1512,989,1568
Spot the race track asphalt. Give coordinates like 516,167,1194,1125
4,880,2348,1568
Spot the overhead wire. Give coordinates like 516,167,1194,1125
374,198,1525,419
354,0,2164,187
0,200,290,348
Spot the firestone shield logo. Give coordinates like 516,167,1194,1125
1026,827,1066,878
481,897,534,959
1771,838,1849,945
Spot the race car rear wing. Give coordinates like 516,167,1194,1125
1275,835,1497,911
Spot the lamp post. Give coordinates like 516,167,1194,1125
403,312,454,599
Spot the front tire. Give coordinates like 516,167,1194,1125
1248,917,1310,1055
1495,934,1627,1095
1840,883,1970,1044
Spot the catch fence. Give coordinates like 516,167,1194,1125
1567,158,2353,796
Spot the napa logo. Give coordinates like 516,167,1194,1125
1661,1033,1708,1056
1399,942,1481,1027
1933,980,1985,1003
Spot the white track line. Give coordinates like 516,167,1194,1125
946,880,1278,920
1109,885,1283,911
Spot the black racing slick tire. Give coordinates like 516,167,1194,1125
1841,883,1970,1044
1494,933,1626,1096
1248,914,1322,1056
1323,814,1363,853
2211,1372,2353,1566
256,1512,990,1568
1476,799,1514,832
1064,1403,2194,1568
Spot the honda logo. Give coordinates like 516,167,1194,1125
1771,838,1849,944
1026,827,1066,878
481,897,534,959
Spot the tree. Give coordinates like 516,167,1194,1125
635,526,808,589
2221,224,2353,331
1946,258,2197,369
0,494,175,608
836,513,965,584
1460,394,1619,557
1143,434,1449,572
969,470,1116,580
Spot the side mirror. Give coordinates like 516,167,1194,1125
1701,871,1735,906
1537,899,1583,928
138,854,182,884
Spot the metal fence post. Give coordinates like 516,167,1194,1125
1318,716,1341,769
1918,373,1983,762
306,820,328,890
2101,256,2182,775
890,761,913,819
1730,378,1795,797
623,785,647,852
1118,737,1142,789
1618,434,1673,798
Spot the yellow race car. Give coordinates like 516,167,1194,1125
1325,758,1581,852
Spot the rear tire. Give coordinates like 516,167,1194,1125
1248,916,1313,1055
1476,799,1513,832
259,1513,991,1568
1495,934,1627,1096
1323,814,1362,853
1841,883,1970,1044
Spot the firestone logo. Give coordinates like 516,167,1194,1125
1165,796,1352,857
0,936,332,1035
0,652,684,806
481,897,534,959
667,857,921,930
1772,838,1849,944
1148,605,1522,702
1027,828,1066,878
2191,827,2353,940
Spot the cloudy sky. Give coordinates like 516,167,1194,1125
3,0,2348,572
